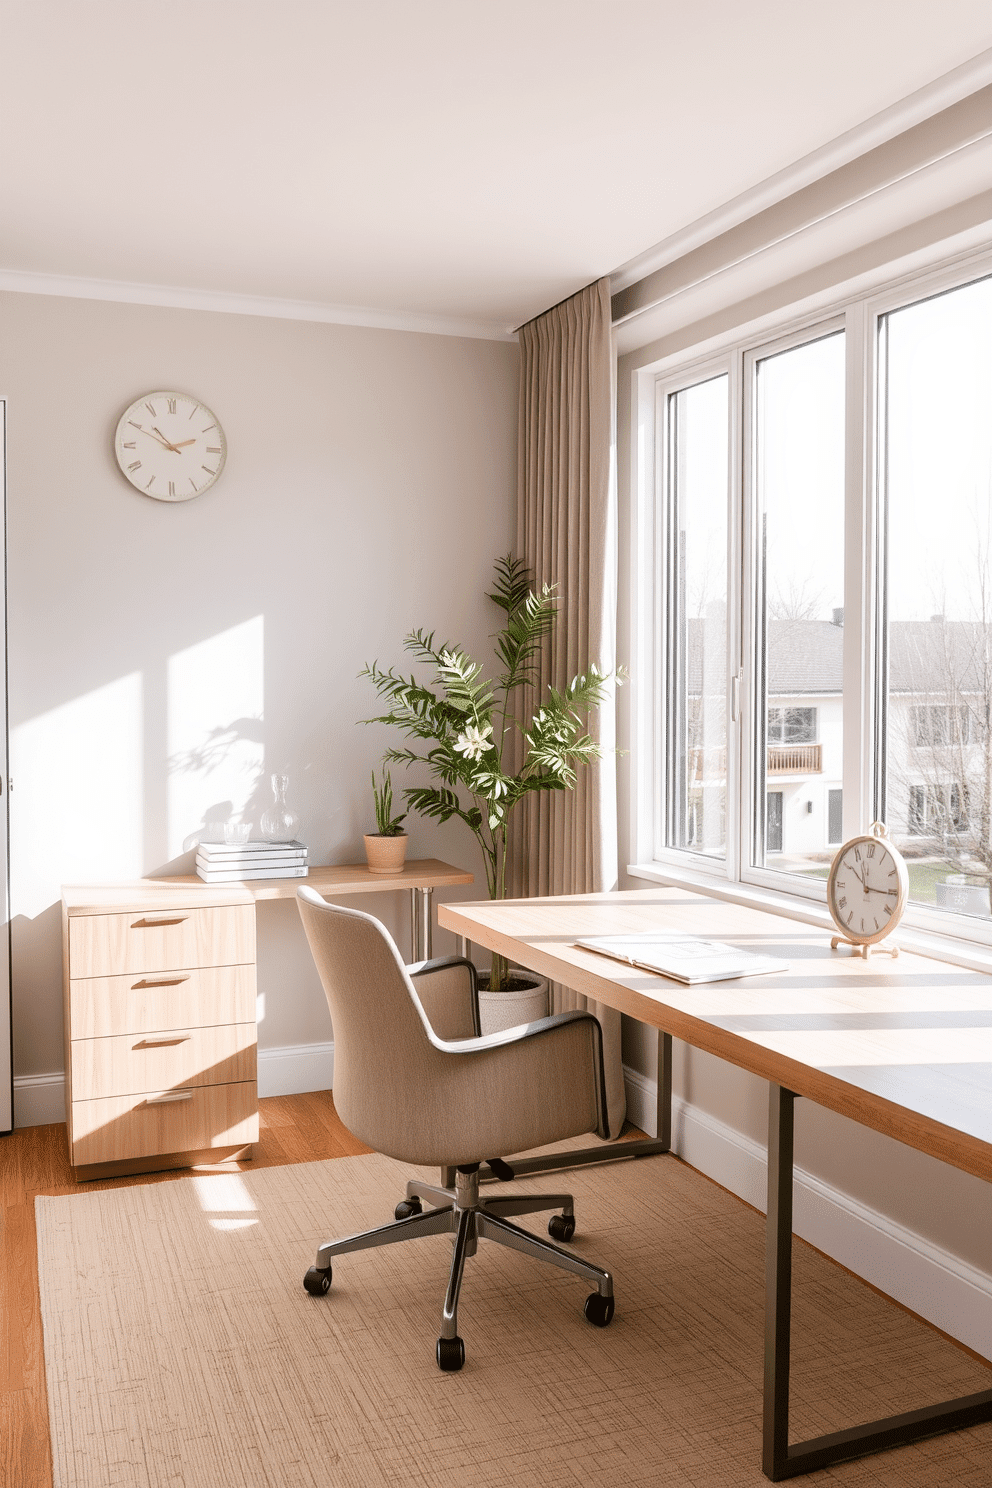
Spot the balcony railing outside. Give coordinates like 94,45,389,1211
767,743,822,774
688,742,822,781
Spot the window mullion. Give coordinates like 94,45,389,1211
727,350,744,885
843,299,874,840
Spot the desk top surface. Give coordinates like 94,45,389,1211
63,858,473,914
438,886,992,1183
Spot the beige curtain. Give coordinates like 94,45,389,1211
510,277,625,1135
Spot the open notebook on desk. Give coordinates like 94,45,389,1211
574,933,788,985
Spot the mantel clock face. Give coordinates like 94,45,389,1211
826,824,908,948
114,391,226,501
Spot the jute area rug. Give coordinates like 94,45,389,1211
36,1146,992,1488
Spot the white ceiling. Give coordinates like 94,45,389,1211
2,1,992,336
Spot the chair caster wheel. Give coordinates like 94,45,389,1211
303,1266,331,1296
584,1292,614,1327
394,1197,423,1221
436,1335,465,1372
548,1213,576,1243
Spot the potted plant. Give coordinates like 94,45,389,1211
362,555,611,1028
363,769,408,874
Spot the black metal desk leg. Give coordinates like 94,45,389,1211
762,1083,992,1480
764,1084,795,1480
657,1031,673,1151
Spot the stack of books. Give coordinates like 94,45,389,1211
195,840,309,883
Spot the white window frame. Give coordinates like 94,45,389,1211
628,237,992,957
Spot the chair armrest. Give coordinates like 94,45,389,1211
429,1007,589,1055
408,956,481,1039
408,955,478,983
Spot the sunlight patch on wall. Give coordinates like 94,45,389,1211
167,616,264,857
10,672,143,919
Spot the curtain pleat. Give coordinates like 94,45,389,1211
510,278,625,1135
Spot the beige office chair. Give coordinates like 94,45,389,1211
296,885,616,1371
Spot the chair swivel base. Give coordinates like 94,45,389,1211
303,1165,615,1370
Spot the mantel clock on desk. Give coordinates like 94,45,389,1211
826,821,908,958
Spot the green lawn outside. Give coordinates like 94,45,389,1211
794,858,989,914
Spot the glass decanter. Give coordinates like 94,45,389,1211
260,774,300,842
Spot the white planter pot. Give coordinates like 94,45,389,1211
477,971,549,1035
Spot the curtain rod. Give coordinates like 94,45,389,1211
513,277,607,335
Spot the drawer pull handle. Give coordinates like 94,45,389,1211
133,1036,191,1049
132,915,189,928
132,975,191,989
145,1090,194,1104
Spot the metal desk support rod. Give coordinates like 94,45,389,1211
763,1084,992,1480
411,887,433,962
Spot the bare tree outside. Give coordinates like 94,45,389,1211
887,531,992,917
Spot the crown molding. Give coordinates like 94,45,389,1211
0,267,517,343
609,45,992,297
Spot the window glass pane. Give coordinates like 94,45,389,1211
666,375,728,858
882,275,992,921
753,332,846,877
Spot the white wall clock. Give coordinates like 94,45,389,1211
826,821,908,959
114,391,226,501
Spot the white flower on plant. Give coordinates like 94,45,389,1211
453,723,496,762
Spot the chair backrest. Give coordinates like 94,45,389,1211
296,887,446,1156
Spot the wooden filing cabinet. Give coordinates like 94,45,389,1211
61,884,259,1180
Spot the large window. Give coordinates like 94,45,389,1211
638,252,992,941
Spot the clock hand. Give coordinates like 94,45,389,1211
152,426,183,453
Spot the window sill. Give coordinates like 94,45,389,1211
626,861,992,977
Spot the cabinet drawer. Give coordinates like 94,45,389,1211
69,903,255,978
71,1022,257,1103
70,1081,258,1167
69,964,256,1039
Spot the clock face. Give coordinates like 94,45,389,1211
827,834,908,944
114,391,226,501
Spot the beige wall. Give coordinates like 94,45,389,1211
0,291,517,1080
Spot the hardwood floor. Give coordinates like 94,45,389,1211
0,1091,371,1488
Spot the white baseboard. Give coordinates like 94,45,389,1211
624,1062,992,1361
13,1041,337,1131
256,1041,335,1098
13,1070,66,1128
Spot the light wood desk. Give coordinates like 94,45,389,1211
438,884,992,1480
63,859,472,1179
152,856,475,960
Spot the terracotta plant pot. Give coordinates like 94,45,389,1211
363,832,408,874
476,970,549,1035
